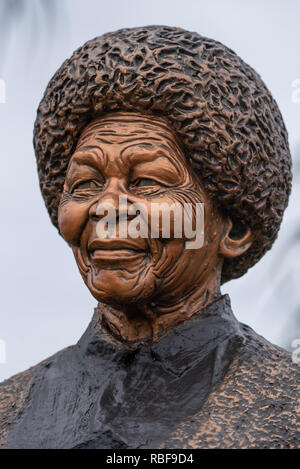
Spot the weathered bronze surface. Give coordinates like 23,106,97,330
0,26,298,449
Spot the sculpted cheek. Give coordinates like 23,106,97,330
58,200,91,245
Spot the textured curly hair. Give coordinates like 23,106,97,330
33,25,292,284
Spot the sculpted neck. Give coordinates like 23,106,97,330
97,269,222,345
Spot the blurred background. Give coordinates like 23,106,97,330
0,0,299,381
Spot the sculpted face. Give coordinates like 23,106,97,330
58,112,252,341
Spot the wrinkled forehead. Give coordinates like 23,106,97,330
76,112,184,152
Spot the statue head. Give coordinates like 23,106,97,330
33,26,291,340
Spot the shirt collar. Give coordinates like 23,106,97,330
78,294,245,377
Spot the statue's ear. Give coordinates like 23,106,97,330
219,218,252,259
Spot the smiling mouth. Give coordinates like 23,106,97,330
90,248,146,262
88,240,148,263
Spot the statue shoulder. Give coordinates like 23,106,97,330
0,347,72,448
163,325,300,449
0,366,37,448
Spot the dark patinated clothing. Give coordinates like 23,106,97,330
1,295,299,449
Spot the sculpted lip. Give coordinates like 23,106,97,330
87,239,148,262
88,239,146,252
90,249,146,263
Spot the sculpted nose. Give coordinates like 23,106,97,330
88,180,138,226
88,179,127,222
89,192,119,222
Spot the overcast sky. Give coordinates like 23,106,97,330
1,0,300,381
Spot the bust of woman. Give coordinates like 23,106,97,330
0,26,299,449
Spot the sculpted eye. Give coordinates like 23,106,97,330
71,180,103,193
132,178,158,187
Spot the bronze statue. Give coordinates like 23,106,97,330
0,26,299,449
